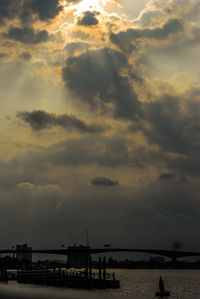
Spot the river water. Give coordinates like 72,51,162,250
1,269,200,298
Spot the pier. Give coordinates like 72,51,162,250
17,257,120,289
0,269,8,282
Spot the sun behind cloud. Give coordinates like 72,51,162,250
63,0,112,14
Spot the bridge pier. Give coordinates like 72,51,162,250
67,246,91,268
171,256,177,264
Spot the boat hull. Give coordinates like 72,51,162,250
155,290,170,297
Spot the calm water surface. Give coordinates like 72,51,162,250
1,269,200,298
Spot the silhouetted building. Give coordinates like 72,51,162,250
16,244,32,262
67,245,90,268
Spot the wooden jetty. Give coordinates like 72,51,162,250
0,269,8,282
17,257,120,289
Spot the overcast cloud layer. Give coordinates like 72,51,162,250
0,0,200,254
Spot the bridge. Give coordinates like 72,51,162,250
1,246,200,264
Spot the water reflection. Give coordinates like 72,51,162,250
1,269,200,298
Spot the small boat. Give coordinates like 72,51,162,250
155,276,170,297
155,290,170,297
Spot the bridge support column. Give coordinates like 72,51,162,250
171,256,177,264
67,248,91,268
99,257,102,280
103,257,106,280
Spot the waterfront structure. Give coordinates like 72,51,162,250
17,257,120,289
67,245,91,268
16,244,32,262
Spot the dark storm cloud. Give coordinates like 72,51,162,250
77,11,99,26
142,96,185,153
62,47,142,119
0,0,20,25
132,90,200,159
159,173,176,180
142,94,200,156
5,27,49,44
91,177,119,186
0,0,62,25
136,18,183,39
110,19,183,53
127,88,200,176
65,42,90,56
22,0,63,22
17,110,107,134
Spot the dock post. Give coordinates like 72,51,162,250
99,257,102,280
85,257,89,279
103,257,106,280
0,270,8,282
89,256,92,279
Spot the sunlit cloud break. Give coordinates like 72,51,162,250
63,0,113,14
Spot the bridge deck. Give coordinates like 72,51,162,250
1,248,200,259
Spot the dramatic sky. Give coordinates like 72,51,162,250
0,0,200,253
